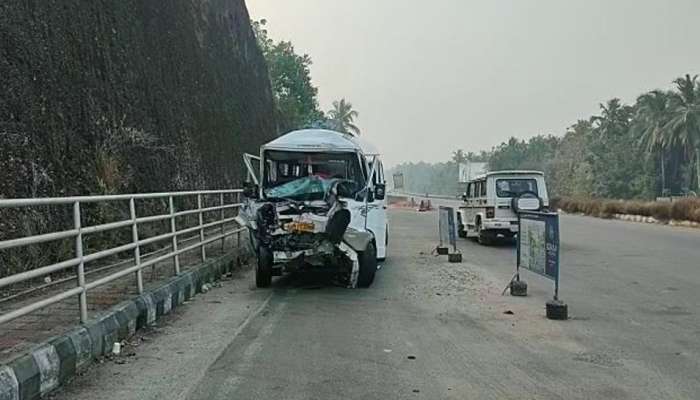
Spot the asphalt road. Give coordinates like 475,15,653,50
53,207,700,400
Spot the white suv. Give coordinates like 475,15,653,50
457,171,549,244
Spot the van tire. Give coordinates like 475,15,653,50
357,241,377,288
256,246,273,288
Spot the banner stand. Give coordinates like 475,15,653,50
437,206,462,262
546,273,567,320
513,211,568,320
509,219,528,296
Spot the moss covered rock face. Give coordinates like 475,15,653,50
0,0,276,197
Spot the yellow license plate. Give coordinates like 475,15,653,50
284,221,315,233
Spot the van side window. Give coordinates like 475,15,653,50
475,182,481,198
481,180,487,196
466,183,472,198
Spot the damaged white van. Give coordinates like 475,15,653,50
239,129,388,288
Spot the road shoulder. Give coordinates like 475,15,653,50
50,267,270,400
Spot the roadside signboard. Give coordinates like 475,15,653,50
438,206,457,250
515,211,567,319
458,161,487,183
517,211,560,296
392,173,404,190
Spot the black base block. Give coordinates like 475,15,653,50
546,299,568,320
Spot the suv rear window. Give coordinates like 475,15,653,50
495,179,538,198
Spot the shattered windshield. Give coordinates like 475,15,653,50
264,176,352,201
263,150,365,199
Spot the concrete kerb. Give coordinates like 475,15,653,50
0,251,240,400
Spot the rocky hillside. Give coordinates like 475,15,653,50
0,0,276,197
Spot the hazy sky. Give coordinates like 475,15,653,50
247,0,700,167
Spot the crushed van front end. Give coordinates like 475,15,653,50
240,177,375,288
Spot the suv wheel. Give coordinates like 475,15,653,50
476,221,492,245
357,241,377,288
256,246,273,288
457,214,467,238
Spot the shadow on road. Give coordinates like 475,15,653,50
465,237,517,248
269,269,347,290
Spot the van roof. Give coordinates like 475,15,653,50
472,170,544,180
263,129,380,155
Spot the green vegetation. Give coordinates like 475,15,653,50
252,20,361,135
327,99,361,136
392,74,700,200
553,197,700,223
252,19,324,132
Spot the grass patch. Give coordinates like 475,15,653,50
551,197,700,223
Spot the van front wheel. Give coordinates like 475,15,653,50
256,246,273,288
357,241,377,288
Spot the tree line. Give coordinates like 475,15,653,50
391,74,700,200
252,19,361,136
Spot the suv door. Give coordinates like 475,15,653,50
464,182,475,229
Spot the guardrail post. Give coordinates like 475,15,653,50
73,201,88,323
198,194,206,262
130,198,143,294
169,196,181,275
220,192,225,252
236,192,241,250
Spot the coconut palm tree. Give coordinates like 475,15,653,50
591,98,633,137
634,90,672,192
635,91,671,151
661,74,700,190
328,99,361,136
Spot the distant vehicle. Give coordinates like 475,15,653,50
457,170,549,245
239,129,388,288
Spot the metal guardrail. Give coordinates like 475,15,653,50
388,191,461,201
0,189,246,325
